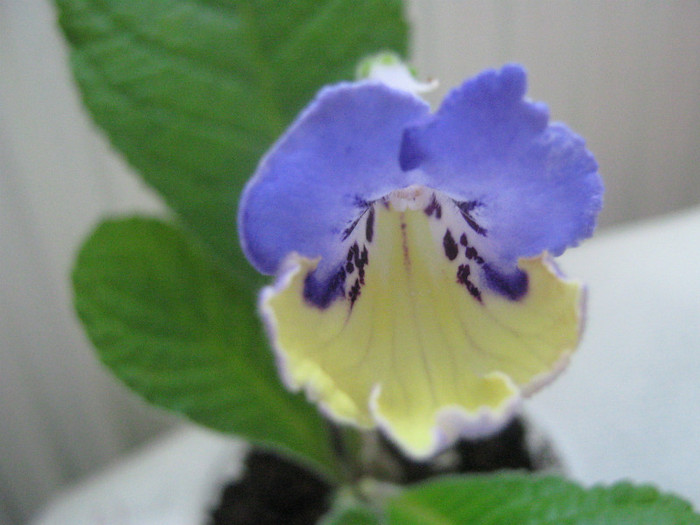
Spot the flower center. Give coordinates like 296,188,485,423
386,185,432,211
302,185,530,311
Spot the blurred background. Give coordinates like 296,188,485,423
1,1,698,523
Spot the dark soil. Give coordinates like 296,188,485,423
208,417,537,525
208,448,333,525
381,416,535,484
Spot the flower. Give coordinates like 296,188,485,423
239,64,602,458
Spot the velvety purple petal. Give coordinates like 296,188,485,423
400,64,603,270
239,82,430,276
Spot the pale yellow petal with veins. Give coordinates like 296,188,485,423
261,198,584,458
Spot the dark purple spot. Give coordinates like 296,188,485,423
365,207,375,242
424,194,442,219
305,239,373,309
459,233,468,246
483,264,528,300
360,245,369,266
341,216,362,241
457,263,471,283
465,246,478,260
348,278,361,307
458,200,481,212
456,201,487,236
400,222,410,267
342,204,372,242
457,264,482,303
443,230,459,261
349,243,359,262
352,243,364,269
466,281,482,302
353,196,369,208
303,266,346,308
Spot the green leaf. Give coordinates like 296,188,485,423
72,217,339,479
56,0,408,281
319,505,382,525
388,474,700,525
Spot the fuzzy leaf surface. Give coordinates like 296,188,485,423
388,474,700,525
72,217,338,478
56,0,408,282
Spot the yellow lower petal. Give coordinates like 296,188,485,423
261,198,584,458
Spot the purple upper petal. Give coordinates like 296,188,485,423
240,65,602,304
239,82,430,277
400,64,603,268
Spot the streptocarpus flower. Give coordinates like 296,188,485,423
239,63,602,458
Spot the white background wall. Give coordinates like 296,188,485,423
1,1,698,523
408,1,700,227
1,3,173,522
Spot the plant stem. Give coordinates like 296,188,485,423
326,420,358,485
